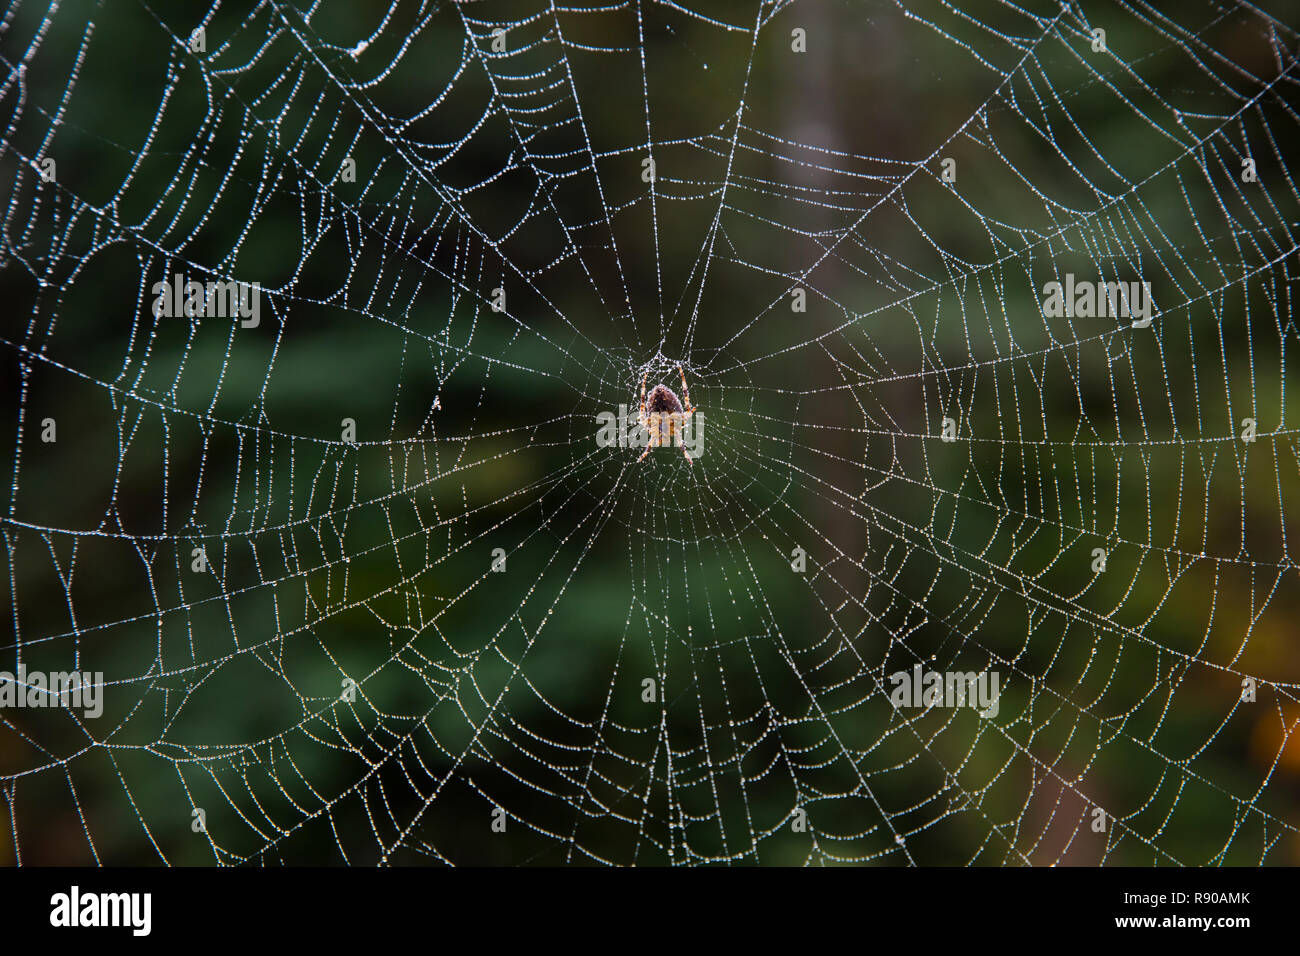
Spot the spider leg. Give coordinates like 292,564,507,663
677,365,694,413
637,410,655,462
638,370,648,435
664,414,692,464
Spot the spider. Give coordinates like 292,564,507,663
637,365,696,463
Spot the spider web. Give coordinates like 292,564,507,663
2,0,1299,866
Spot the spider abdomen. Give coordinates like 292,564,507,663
646,384,683,415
